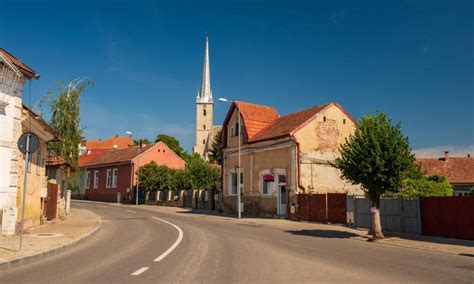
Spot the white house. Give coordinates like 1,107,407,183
0,48,39,235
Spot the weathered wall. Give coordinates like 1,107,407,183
294,104,362,195
85,163,132,203
16,118,50,230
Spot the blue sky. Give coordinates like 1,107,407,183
1,0,473,155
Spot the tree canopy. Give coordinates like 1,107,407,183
208,129,223,165
155,134,186,159
334,111,414,239
398,175,453,199
45,79,92,169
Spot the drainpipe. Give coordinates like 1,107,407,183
289,136,305,193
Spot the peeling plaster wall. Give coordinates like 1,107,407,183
294,104,363,194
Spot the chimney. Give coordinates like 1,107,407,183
468,154,471,158
115,134,118,138
444,151,449,161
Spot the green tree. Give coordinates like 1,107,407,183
137,161,161,192
45,79,92,169
398,175,453,199
208,129,223,165
185,155,220,190
155,134,185,158
133,138,151,147
334,112,414,239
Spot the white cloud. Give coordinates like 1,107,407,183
413,145,474,158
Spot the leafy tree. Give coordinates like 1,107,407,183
185,155,220,190
334,112,414,239
137,161,161,192
44,79,92,169
133,138,151,147
155,134,185,158
398,175,453,199
208,129,223,165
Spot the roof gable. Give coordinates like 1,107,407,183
0,48,38,78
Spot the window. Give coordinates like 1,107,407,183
106,169,112,188
203,124,206,130
323,116,327,122
230,172,243,196
203,139,206,145
93,170,99,189
343,118,346,124
262,174,274,195
234,122,239,136
203,109,207,116
112,169,118,188
86,171,91,189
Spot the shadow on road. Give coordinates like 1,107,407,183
285,229,360,239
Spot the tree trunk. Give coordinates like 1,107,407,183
371,198,385,240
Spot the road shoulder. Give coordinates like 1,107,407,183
0,207,102,271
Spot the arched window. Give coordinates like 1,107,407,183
203,124,206,130
203,109,207,116
203,139,206,144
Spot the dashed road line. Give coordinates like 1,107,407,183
151,217,184,262
131,267,149,276
126,210,136,214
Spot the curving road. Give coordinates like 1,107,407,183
1,201,473,283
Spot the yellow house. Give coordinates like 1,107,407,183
16,105,56,229
221,101,362,217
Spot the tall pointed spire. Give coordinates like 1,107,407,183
197,33,212,103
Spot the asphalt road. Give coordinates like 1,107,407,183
1,202,473,283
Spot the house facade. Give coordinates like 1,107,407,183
17,106,57,230
82,142,186,202
0,49,41,235
417,151,474,196
221,101,361,217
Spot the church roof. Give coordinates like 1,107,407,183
197,34,212,103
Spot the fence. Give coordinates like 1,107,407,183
346,195,421,235
146,189,214,210
421,196,474,240
297,193,347,223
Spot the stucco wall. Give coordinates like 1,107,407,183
85,163,132,202
225,109,244,149
294,104,362,194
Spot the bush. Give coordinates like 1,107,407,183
398,175,453,199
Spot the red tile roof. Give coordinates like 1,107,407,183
0,48,38,78
81,144,155,167
78,149,109,167
234,101,279,139
250,104,329,142
416,157,474,184
85,136,133,150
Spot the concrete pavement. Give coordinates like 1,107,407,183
0,207,101,270
1,201,473,283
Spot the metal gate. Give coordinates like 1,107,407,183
46,183,59,220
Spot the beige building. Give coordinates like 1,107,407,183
221,101,362,217
193,34,221,160
17,105,56,230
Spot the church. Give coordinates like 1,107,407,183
193,35,221,160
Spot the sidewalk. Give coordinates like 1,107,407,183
0,207,101,270
133,204,474,257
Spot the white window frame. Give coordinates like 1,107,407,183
228,168,244,196
112,168,118,188
106,169,112,188
85,171,91,189
93,170,99,189
259,169,287,196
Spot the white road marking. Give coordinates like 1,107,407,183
131,267,149,276
126,210,136,213
151,217,184,262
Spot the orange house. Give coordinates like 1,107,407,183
82,142,185,203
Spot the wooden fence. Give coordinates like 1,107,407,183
421,196,474,240
297,193,347,223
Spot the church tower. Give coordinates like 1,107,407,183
194,34,214,159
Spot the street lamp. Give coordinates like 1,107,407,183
218,97,242,219
126,131,140,206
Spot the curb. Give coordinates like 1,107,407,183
0,216,102,271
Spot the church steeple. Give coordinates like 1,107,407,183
197,33,212,103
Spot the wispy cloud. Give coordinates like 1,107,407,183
413,145,474,158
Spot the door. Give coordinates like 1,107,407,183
277,175,287,216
